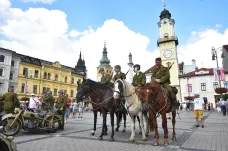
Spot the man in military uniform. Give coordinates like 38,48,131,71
151,57,176,110
0,88,20,114
55,90,67,130
132,64,146,87
111,65,126,83
99,68,112,85
41,91,54,111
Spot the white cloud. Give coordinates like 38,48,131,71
0,0,228,81
22,0,56,4
216,24,222,28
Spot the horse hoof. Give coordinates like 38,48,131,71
172,136,176,141
153,142,159,146
91,132,95,136
129,137,135,142
164,142,169,146
98,137,103,140
115,128,119,132
109,137,114,141
122,129,126,133
139,132,142,135
104,132,108,136
146,134,149,137
142,138,148,141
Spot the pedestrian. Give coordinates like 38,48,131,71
72,100,78,118
28,93,40,111
208,103,210,111
219,98,226,116
78,102,83,118
64,94,72,123
193,94,205,128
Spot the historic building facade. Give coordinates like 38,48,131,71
222,44,228,72
0,47,20,94
179,68,228,107
17,53,86,99
97,42,113,81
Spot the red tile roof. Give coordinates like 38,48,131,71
144,65,156,74
179,68,214,78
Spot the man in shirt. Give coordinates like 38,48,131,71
29,93,40,111
193,94,205,128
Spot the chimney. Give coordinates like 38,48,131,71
192,59,196,69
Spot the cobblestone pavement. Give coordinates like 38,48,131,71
13,111,227,151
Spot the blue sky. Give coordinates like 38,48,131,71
11,0,228,51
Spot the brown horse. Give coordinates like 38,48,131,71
136,81,177,146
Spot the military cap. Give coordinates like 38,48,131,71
58,90,63,94
155,57,162,61
114,65,121,70
133,64,140,70
99,68,104,73
31,93,35,96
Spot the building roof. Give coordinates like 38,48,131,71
159,9,171,20
179,68,213,78
19,54,84,76
223,44,228,52
144,65,156,74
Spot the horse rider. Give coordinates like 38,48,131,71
132,64,146,87
55,90,67,130
151,57,177,111
0,88,20,114
111,65,126,83
99,68,112,86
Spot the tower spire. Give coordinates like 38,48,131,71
162,0,166,9
100,41,110,65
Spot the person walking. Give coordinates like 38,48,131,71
193,94,205,128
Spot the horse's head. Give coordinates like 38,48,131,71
136,85,153,101
76,78,90,102
113,79,124,99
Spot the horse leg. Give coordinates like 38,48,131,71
143,113,149,137
115,111,120,132
104,122,108,136
91,111,97,135
162,113,169,146
109,111,115,141
139,112,147,141
137,115,142,135
172,110,177,141
122,111,126,133
129,115,136,142
99,112,107,140
153,113,159,146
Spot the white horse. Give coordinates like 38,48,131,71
113,79,149,142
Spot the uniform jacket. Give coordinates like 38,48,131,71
55,95,67,111
0,92,20,112
113,72,126,81
132,71,146,87
100,74,112,85
151,65,170,84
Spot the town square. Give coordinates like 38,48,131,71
0,0,228,150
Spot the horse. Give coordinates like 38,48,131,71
76,78,121,141
77,81,127,136
113,79,149,142
136,81,177,146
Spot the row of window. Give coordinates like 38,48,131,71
21,84,75,97
0,68,14,80
22,68,76,84
186,82,228,92
0,55,15,67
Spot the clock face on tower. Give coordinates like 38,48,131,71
163,49,173,58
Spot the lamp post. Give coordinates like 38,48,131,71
211,46,224,100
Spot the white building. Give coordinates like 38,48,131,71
0,47,20,94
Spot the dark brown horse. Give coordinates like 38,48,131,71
136,81,177,146
76,78,121,141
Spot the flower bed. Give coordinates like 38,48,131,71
214,88,227,94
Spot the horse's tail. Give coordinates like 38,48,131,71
148,109,155,132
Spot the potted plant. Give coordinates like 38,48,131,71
185,96,194,100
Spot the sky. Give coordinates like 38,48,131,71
0,0,228,80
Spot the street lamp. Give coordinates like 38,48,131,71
211,46,224,100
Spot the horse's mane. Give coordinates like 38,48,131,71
86,79,110,89
115,79,135,96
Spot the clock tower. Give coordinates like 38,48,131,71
157,4,179,87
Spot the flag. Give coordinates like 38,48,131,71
24,84,28,94
220,68,225,81
213,68,219,81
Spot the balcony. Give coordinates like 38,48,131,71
157,36,179,46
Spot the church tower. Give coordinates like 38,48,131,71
75,51,87,77
157,1,179,87
97,41,113,81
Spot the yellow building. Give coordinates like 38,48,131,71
97,42,113,81
17,53,86,100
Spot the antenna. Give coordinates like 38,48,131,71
162,0,166,9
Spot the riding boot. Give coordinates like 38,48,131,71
60,122,64,130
